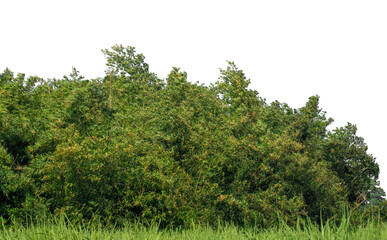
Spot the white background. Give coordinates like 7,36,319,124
1,1,386,191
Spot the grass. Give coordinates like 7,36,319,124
1,214,387,240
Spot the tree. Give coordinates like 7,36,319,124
214,61,262,111
0,45,383,228
368,179,386,206
324,123,379,203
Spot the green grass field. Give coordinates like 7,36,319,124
1,216,387,240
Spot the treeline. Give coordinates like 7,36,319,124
0,45,385,227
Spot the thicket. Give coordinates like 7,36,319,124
0,45,385,228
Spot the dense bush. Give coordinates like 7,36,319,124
0,45,384,228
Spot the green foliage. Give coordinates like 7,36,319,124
368,180,386,206
0,46,383,228
324,123,379,203
2,213,387,240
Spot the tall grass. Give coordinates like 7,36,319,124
1,213,386,240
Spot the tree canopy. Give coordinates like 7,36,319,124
0,45,384,227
